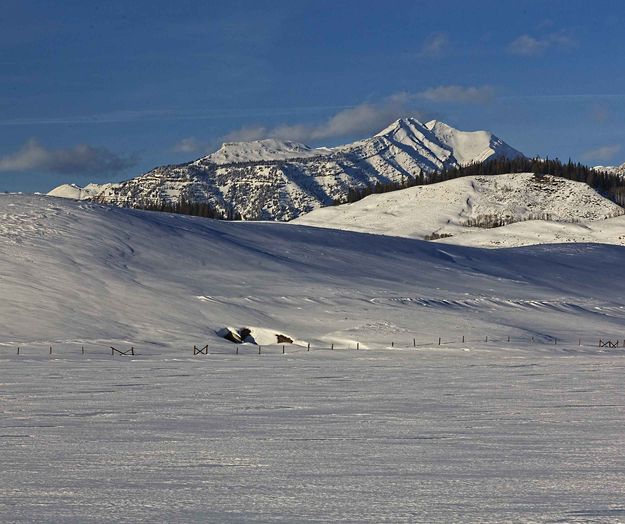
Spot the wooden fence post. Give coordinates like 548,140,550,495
17,346,19,355
282,345,285,354
413,338,416,347
258,345,261,355
357,342,359,350
438,337,441,346
462,335,465,343
331,343,334,350
307,343,310,352
236,346,239,355
507,335,510,342
49,346,52,355
81,346,84,355
112,346,135,356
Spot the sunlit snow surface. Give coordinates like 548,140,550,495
2,194,625,521
1,345,625,522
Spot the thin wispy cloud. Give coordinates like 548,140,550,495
210,86,494,148
0,109,177,127
418,85,495,103
0,106,355,127
172,137,203,154
508,31,575,56
418,32,450,58
220,94,427,145
582,144,621,162
0,139,137,175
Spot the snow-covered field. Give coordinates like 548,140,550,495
3,194,625,521
2,344,625,522
295,173,625,248
4,193,625,347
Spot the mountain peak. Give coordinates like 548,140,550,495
424,120,523,166
204,138,325,165
374,116,427,137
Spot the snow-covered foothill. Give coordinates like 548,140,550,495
294,172,624,247
2,193,625,349
47,182,112,200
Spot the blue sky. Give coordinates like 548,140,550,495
2,0,625,192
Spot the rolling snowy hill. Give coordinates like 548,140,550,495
47,118,522,220
47,182,114,200
294,172,625,248
2,193,625,349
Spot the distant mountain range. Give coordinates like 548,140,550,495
595,162,625,176
48,118,523,220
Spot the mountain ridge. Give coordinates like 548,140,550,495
48,117,523,220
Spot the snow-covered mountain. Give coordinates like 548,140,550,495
47,118,523,220
595,162,625,176
295,173,625,248
206,138,328,164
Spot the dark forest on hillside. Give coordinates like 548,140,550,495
342,157,625,207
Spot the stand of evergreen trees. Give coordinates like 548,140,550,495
340,174,425,204
138,200,242,220
340,157,625,208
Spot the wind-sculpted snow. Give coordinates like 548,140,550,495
47,118,523,220
2,345,625,522
2,194,625,349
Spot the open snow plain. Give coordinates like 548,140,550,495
2,346,625,523
2,194,625,522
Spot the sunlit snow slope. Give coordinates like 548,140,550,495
2,194,625,348
295,172,625,248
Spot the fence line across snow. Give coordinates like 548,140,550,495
5,335,625,359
